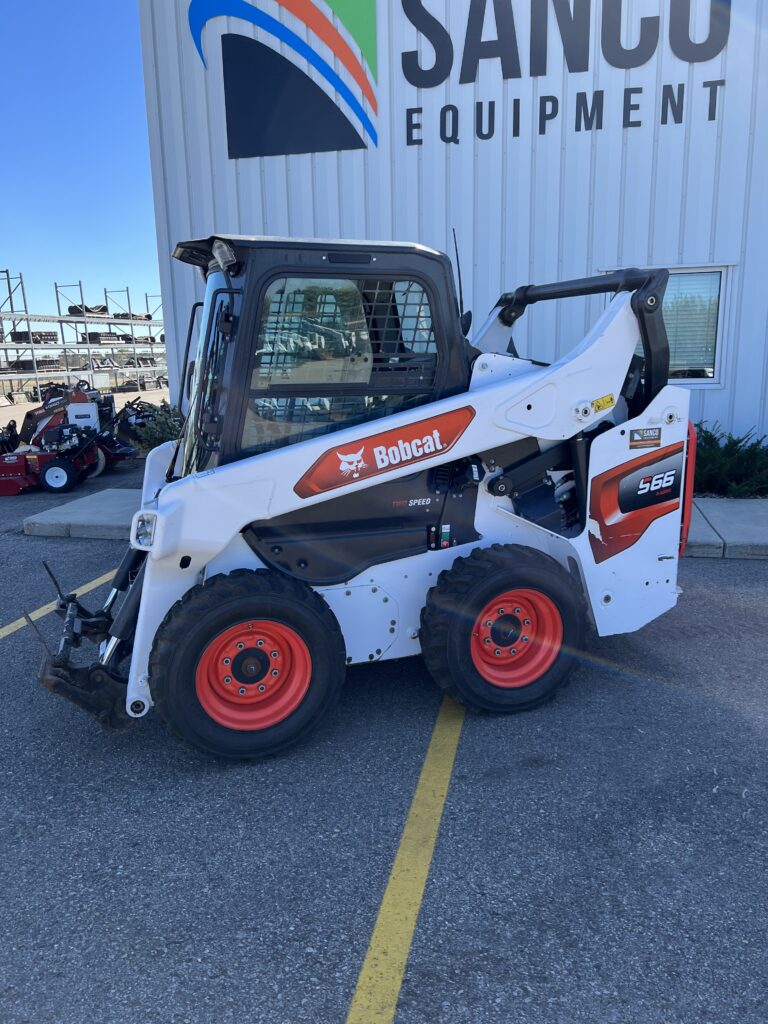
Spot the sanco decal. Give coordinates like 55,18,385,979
294,407,476,498
189,0,378,157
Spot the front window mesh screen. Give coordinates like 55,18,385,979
252,277,438,392
240,276,440,455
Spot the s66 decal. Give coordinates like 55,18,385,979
588,443,685,563
617,451,682,513
294,407,476,498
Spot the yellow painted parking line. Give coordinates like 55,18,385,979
0,570,116,642
345,696,466,1024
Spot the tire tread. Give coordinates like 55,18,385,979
149,569,345,758
420,544,589,712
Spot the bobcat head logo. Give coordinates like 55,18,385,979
337,448,367,479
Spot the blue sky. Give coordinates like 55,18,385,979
0,1,160,315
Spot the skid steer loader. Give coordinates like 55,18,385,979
37,236,696,758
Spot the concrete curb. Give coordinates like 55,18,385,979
684,505,724,558
23,489,140,541
691,497,768,559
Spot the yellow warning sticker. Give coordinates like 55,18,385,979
592,393,615,414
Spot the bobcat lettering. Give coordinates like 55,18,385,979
373,430,444,469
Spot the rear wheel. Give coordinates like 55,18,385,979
40,458,78,493
420,545,588,712
149,570,346,759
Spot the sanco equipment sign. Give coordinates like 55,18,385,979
188,0,730,157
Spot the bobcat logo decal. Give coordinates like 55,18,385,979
337,448,367,480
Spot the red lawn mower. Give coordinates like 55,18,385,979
0,381,140,496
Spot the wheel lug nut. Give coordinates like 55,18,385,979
271,669,279,677
514,607,521,614
237,642,245,650
484,638,492,645
238,687,247,695
494,648,502,656
485,620,493,627
224,676,232,684
258,684,267,693
524,619,531,626
270,651,278,659
522,636,529,643
223,657,231,665
510,648,517,655
498,608,505,615
257,640,264,647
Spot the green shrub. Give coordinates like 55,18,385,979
694,423,768,497
132,401,184,453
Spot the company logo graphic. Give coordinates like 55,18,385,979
337,448,367,479
188,0,378,158
629,427,663,450
294,407,476,499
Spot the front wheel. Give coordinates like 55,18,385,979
149,570,346,759
40,458,79,493
420,545,588,712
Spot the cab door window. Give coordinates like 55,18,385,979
240,275,439,456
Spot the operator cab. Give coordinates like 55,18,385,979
173,235,471,477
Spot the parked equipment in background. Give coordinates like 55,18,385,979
0,380,140,495
37,236,696,758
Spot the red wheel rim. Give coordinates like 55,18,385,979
470,589,563,688
195,620,312,731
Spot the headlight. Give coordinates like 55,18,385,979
133,512,157,549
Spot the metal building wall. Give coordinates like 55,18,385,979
139,0,768,435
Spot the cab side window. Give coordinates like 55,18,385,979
241,275,439,456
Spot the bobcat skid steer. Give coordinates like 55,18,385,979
37,236,696,758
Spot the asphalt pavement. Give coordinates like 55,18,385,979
0,486,766,1024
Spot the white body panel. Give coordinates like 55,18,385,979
124,294,691,714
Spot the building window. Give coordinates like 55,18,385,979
664,270,723,381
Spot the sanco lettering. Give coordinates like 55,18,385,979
401,0,731,87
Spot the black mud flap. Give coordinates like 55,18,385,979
39,655,133,732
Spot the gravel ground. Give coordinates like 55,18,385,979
0,497,766,1024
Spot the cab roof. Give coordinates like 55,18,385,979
172,234,447,269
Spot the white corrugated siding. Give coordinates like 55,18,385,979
139,0,768,435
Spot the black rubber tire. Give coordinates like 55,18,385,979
85,446,107,478
149,569,346,759
40,457,79,493
420,545,588,713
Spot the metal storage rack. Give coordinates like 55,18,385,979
0,269,166,400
